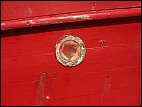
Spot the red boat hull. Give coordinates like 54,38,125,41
1,1,141,106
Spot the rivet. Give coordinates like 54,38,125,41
99,40,105,44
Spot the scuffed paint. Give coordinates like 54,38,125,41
25,8,32,17
58,15,90,20
1,7,141,30
1,23,6,26
107,13,110,16
26,20,36,25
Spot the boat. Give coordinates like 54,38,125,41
1,1,141,106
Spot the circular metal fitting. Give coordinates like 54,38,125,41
56,35,86,67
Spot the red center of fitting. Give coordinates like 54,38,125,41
59,40,81,62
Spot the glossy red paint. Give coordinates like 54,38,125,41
1,1,141,106
1,7,141,30
2,1,140,21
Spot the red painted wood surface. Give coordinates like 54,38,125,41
1,1,141,106
2,1,140,21
1,7,141,30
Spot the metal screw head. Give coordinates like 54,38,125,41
99,40,105,44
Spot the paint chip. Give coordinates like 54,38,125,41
26,20,35,25
46,96,50,99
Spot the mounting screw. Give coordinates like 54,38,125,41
99,40,105,44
